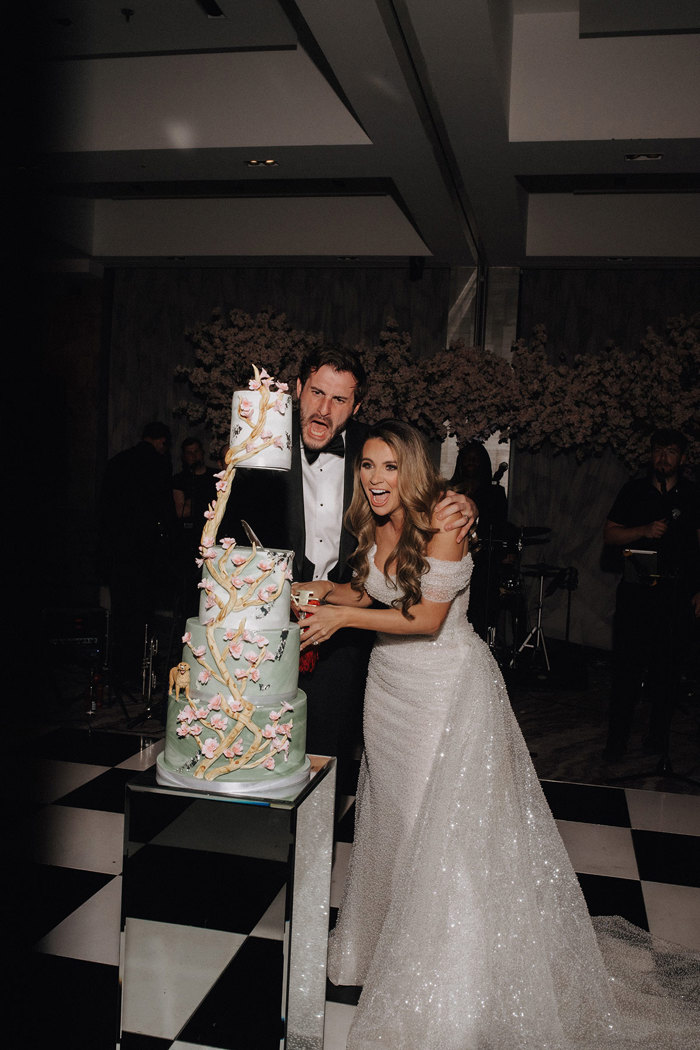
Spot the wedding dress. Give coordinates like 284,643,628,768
327,551,699,1049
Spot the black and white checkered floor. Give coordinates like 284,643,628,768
27,726,700,1050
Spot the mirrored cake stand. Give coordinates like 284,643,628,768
118,756,336,1050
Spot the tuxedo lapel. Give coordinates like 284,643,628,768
288,413,308,579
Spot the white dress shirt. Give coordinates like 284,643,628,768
300,437,346,579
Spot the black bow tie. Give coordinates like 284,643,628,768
304,432,345,464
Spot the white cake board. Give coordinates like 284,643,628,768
155,752,311,798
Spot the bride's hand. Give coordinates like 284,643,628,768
291,580,334,604
298,603,346,650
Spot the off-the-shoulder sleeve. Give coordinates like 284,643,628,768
420,556,472,603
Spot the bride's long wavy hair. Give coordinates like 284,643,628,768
346,419,445,616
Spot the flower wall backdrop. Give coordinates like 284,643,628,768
176,309,698,472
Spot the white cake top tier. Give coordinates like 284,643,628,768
229,370,292,471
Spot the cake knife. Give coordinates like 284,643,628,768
241,519,264,549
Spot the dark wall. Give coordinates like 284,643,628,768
41,272,106,611
518,267,700,362
107,264,451,458
47,262,450,611
511,267,700,649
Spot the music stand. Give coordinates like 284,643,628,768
515,565,551,672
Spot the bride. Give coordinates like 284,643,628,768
295,420,698,1050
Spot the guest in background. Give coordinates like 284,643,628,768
602,428,700,762
172,437,218,615
98,422,175,688
450,441,509,639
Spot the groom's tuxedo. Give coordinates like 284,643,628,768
225,414,371,793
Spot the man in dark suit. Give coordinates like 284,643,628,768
229,346,476,799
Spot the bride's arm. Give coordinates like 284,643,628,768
291,579,372,607
299,516,466,648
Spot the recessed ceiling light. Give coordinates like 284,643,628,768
624,153,663,161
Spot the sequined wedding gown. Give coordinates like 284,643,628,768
327,552,698,1050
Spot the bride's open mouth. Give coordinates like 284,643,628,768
368,487,391,508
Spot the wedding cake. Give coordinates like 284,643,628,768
156,367,310,795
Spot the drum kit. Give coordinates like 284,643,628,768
473,524,578,673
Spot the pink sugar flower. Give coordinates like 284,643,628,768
201,535,215,548
273,436,283,449
261,428,273,440
243,576,256,585
234,670,248,680
270,710,280,722
280,700,294,713
262,650,276,662
208,694,223,711
204,508,215,520
232,553,247,566
249,669,260,682
239,398,254,418
198,670,211,684
194,707,208,720
263,756,276,770
189,724,202,736
248,378,261,390
262,725,277,739
178,707,195,724
223,628,236,640
257,559,273,572
215,479,228,493
221,537,236,549
243,630,256,642
245,441,259,453
202,738,219,759
231,577,244,589
193,645,206,658
244,650,259,664
182,631,192,643
176,724,190,737
279,723,293,737
273,398,286,415
230,698,244,712
205,595,216,610
224,741,244,758
229,642,243,659
210,714,228,731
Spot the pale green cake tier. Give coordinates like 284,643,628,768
198,545,293,630
159,687,308,789
181,617,300,704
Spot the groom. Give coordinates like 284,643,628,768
229,345,477,797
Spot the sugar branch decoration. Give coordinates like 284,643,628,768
171,366,295,780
